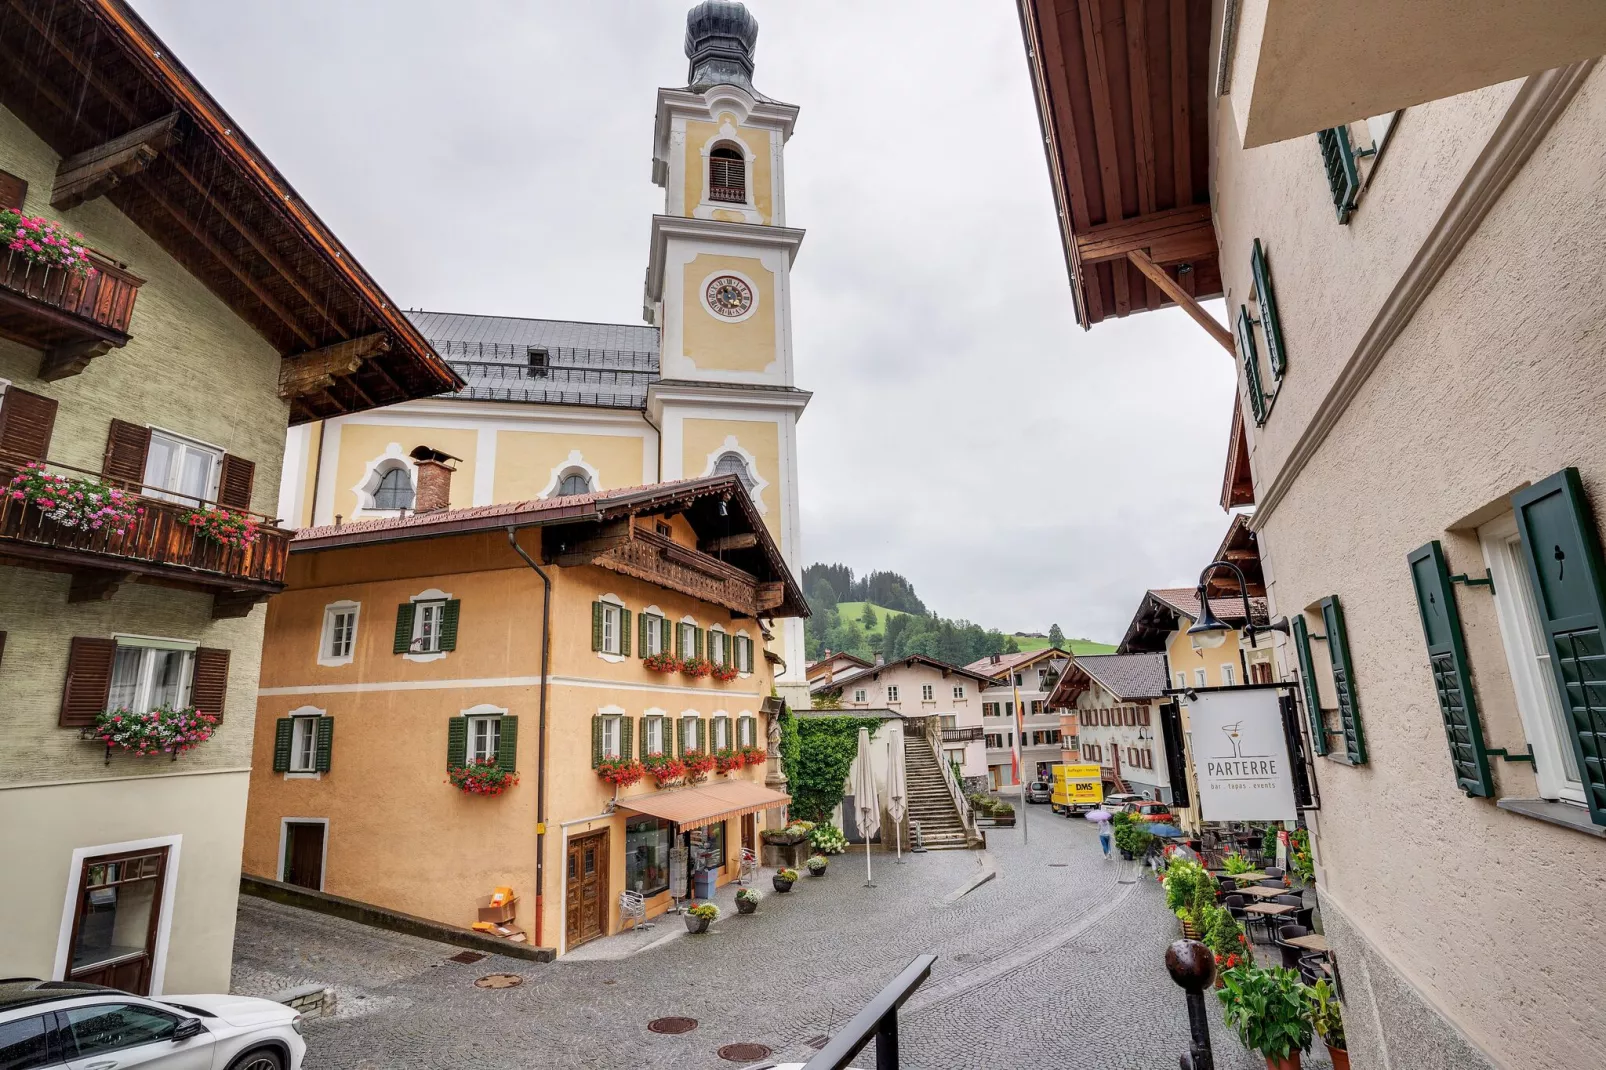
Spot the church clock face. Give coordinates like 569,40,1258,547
705,275,754,319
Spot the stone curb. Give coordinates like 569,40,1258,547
941,851,996,903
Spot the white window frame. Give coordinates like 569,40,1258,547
922,684,934,701
708,627,728,666
713,715,729,752
887,685,900,703
1480,513,1586,805
413,601,446,654
598,714,621,761
680,712,701,754
1194,668,1208,688
643,610,665,657
1176,672,1187,689
643,711,666,757
953,685,965,700
143,427,222,506
734,632,752,674
597,595,625,662
318,601,360,667
1221,664,1236,687
852,689,867,703
737,714,754,748
678,619,698,658
108,636,197,714
289,714,321,775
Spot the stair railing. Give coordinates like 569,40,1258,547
921,717,978,840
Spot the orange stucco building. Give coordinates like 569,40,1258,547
241,473,805,954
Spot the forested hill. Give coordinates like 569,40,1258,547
800,563,1113,666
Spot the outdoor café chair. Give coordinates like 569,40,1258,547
619,889,653,932
1276,923,1310,970
1298,952,1328,986
738,847,759,886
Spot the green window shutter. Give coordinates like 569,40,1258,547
1235,306,1267,425
1291,615,1329,757
591,715,604,768
676,716,685,756
1512,467,1606,826
674,623,685,658
1320,595,1367,764
315,716,335,773
638,612,649,658
661,617,672,656
1316,126,1360,224
438,599,461,651
393,603,415,654
447,716,468,771
619,715,632,760
620,609,632,657
1251,239,1287,379
1408,541,1496,797
272,718,293,772
696,628,704,659
697,717,706,751
592,602,604,651
498,716,519,773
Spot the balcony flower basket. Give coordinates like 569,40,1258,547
89,705,217,762
710,663,739,682
682,750,716,785
714,748,743,775
598,757,645,788
183,507,259,549
448,759,519,796
8,464,142,534
2,209,98,277
680,656,713,679
642,652,681,674
643,753,687,788
739,746,768,769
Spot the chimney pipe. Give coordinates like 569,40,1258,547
409,445,462,514
874,650,884,667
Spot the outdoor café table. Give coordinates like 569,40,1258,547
1236,885,1289,900
1243,902,1297,917
1284,932,1330,953
1210,870,1267,883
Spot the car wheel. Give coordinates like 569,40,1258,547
229,1048,285,1070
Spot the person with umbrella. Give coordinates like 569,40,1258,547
1086,808,1113,859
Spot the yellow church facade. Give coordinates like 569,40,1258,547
275,2,811,701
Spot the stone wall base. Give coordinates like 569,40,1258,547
272,983,337,1019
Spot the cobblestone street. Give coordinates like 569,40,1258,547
232,808,1331,1069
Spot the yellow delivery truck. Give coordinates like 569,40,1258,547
1050,763,1103,815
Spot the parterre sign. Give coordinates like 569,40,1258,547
1183,688,1297,822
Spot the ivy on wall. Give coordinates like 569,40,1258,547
779,703,801,789
788,715,883,823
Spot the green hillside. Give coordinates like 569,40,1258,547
1009,634,1117,656
833,602,1116,656
836,602,908,635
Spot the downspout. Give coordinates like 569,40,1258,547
506,526,552,949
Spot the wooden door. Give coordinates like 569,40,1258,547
741,813,756,856
284,822,325,890
66,847,168,996
565,831,609,948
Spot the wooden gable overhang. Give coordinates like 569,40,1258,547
1116,590,1180,654
1017,0,1222,336
1211,512,1264,597
0,0,462,420
1220,401,1255,510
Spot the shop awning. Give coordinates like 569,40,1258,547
618,780,791,831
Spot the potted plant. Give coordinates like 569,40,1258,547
992,801,1016,827
1308,979,1348,1069
761,824,806,846
597,757,646,788
643,652,682,674
805,854,829,877
1223,852,1256,877
808,822,847,855
1114,820,1155,860
1204,904,1253,985
735,887,760,915
90,705,217,759
773,867,798,892
685,902,719,933
642,753,686,788
680,656,713,679
682,750,716,784
1289,829,1315,886
1217,965,1313,1070
447,758,519,796
738,745,767,768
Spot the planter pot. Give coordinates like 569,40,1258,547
1325,1044,1350,1070
772,876,793,893
807,866,828,878
993,815,1016,827
736,898,757,915
685,914,711,934
1264,1053,1301,1070
1120,849,1135,860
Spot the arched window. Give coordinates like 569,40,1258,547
557,469,594,496
373,466,414,511
712,451,756,493
709,145,746,204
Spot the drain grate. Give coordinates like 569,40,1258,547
719,1043,772,1062
1048,863,1068,868
804,1035,830,1049
648,1017,699,1035
473,973,523,989
449,951,487,964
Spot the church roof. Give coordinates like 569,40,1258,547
406,310,660,411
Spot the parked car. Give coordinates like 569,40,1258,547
1102,793,1144,810
1024,780,1052,803
1123,801,1175,823
0,979,306,1069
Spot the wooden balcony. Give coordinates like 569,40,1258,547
591,526,776,618
0,456,288,616
0,250,143,380
942,726,985,743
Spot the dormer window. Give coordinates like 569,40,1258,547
557,469,593,496
526,347,550,379
373,465,414,511
709,145,746,203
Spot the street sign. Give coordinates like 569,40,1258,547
1183,688,1298,822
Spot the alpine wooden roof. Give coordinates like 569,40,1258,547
0,0,462,421
1221,400,1254,510
1017,0,1220,328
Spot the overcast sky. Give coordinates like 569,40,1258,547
132,0,1235,644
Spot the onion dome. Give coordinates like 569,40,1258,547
685,1,759,91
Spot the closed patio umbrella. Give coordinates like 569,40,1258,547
885,734,907,863
852,726,880,887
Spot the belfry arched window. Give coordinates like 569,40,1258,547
373,465,414,511
709,145,746,204
713,451,756,493
557,469,594,496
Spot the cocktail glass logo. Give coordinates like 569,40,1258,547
1206,719,1277,780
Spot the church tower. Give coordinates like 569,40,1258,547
646,2,810,706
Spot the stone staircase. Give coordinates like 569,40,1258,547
902,733,980,850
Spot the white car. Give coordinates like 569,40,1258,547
0,979,305,1070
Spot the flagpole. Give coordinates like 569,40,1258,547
1013,679,1028,846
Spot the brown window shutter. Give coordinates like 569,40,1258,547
0,387,59,462
0,170,25,210
60,637,116,727
190,647,230,720
102,419,151,486
217,455,255,509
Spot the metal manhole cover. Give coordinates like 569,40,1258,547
719,1043,772,1062
1048,862,1068,867
954,953,979,962
648,1017,699,1035
474,973,523,989
449,951,486,964
804,1035,830,1050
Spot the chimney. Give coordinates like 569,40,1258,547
409,445,461,514
990,652,1001,665
874,650,884,667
